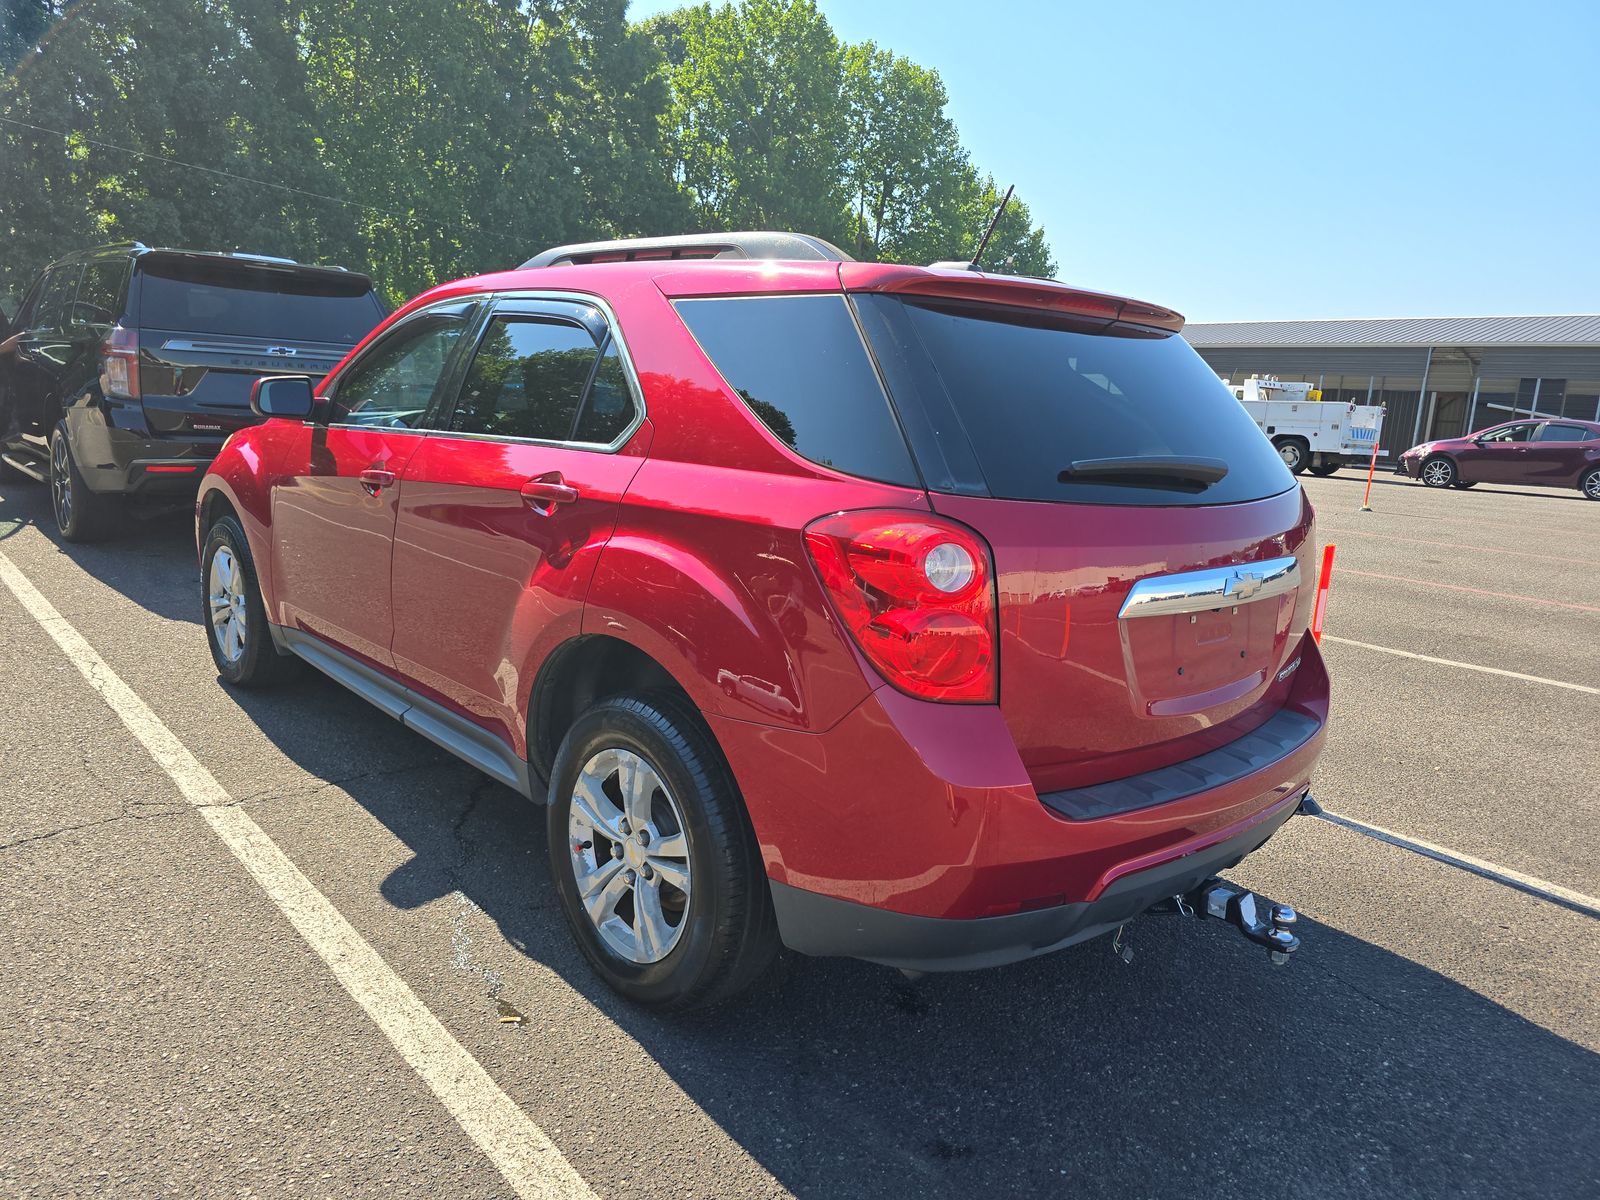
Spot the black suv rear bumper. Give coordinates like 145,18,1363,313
73,422,221,495
769,793,1301,972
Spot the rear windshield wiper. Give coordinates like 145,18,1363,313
1057,455,1230,493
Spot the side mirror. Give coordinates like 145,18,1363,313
251,374,315,420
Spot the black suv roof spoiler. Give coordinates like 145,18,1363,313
520,231,854,269
60,243,364,280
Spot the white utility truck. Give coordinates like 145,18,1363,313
1226,376,1386,476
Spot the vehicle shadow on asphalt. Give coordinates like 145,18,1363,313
232,678,1600,1200
0,484,199,624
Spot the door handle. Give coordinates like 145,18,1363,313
520,474,579,511
359,466,396,495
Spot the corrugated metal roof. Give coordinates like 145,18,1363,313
1184,314,1600,349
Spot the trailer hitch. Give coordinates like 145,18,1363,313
1171,879,1301,964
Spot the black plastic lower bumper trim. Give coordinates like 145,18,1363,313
769,794,1300,972
1038,707,1320,821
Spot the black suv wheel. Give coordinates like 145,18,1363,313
547,692,777,1010
49,422,117,542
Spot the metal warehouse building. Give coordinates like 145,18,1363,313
1184,315,1600,457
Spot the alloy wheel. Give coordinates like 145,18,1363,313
208,545,248,664
1422,459,1453,486
1585,471,1600,500
566,747,691,964
50,435,72,529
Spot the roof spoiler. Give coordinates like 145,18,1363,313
520,231,854,269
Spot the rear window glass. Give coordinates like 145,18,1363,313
855,295,1295,506
675,295,917,487
136,259,383,344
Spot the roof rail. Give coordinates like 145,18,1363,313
520,231,854,269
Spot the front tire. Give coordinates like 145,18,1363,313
49,422,118,541
547,692,777,1011
1582,466,1600,501
201,514,299,687
1420,455,1457,488
1275,438,1309,475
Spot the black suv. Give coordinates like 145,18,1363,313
0,244,386,540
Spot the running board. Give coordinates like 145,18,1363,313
275,624,536,800
1,451,48,482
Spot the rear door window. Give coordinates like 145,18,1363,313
855,295,1294,506
1535,423,1594,442
449,315,600,442
136,258,384,344
675,295,918,487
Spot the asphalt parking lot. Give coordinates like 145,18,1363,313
1,469,1596,1200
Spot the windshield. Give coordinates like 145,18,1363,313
855,295,1296,507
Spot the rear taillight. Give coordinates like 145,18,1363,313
100,324,140,400
804,510,997,703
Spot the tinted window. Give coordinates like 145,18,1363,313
451,317,600,441
573,341,638,444
856,295,1294,506
675,295,917,486
71,260,128,327
1480,423,1536,443
333,312,467,428
1536,423,1594,442
33,265,83,332
137,259,383,344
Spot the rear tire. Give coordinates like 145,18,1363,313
49,422,118,541
1309,461,1340,477
201,514,300,687
1275,438,1309,475
1452,479,1476,489
1581,466,1600,501
547,691,777,1011
1420,455,1457,488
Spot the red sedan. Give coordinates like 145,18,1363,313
1399,418,1600,498
196,233,1326,1008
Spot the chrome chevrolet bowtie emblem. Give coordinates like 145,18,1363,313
1226,571,1262,600
266,346,297,357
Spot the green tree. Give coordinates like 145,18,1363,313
653,0,849,239
1,0,61,74
839,41,969,264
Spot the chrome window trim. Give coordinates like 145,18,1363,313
416,288,647,455
1118,555,1300,620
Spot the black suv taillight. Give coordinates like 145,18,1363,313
100,324,140,400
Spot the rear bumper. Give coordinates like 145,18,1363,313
711,635,1328,966
75,428,220,495
771,794,1302,971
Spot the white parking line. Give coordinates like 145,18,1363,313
1321,634,1599,695
1316,810,1600,920
0,550,596,1200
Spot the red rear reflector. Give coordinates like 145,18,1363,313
804,510,997,703
146,464,198,474
1311,543,1335,642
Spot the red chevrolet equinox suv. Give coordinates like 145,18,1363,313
196,232,1328,1009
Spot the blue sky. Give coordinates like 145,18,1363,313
629,0,1600,322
